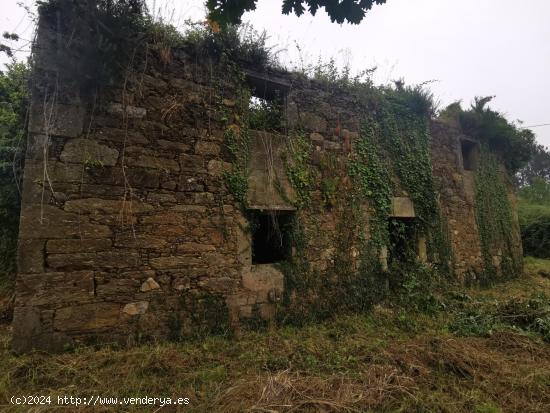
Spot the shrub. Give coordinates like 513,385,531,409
521,217,550,259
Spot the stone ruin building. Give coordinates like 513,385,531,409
12,6,523,352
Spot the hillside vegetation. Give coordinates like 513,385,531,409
518,177,550,259
1,258,549,413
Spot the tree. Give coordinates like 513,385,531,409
206,0,388,28
0,62,29,282
516,144,550,187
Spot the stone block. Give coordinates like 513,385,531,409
300,112,327,132
157,139,191,152
122,301,149,315
178,176,205,192
19,205,112,240
11,306,44,352
17,239,45,274
201,277,238,293
172,277,190,291
126,153,179,172
390,197,415,218
60,138,119,166
176,243,216,253
140,212,185,225
149,255,202,269
54,302,122,332
95,127,149,145
242,264,284,302
107,103,147,119
140,277,161,292
64,198,153,215
179,154,204,170
194,141,220,156
114,234,169,249
46,238,112,254
29,102,84,138
207,160,231,176
310,132,324,143
15,271,95,306
47,251,140,270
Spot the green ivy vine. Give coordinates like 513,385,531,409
474,146,521,283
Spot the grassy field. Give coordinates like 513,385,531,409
0,259,549,412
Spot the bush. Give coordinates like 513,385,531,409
521,216,550,259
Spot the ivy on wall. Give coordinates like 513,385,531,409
474,146,521,283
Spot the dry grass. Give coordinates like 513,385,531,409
0,260,549,412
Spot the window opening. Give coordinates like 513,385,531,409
250,210,293,264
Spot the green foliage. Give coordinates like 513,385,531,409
0,62,29,289
284,129,314,209
248,96,284,132
517,178,550,258
207,0,388,28
169,293,232,341
223,127,251,205
518,176,550,204
184,23,277,69
448,293,550,343
446,97,536,174
474,147,521,281
516,144,550,187
392,260,441,313
522,217,550,259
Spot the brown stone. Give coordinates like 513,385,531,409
157,139,191,152
201,277,238,293
46,238,112,254
47,251,140,270
179,154,204,170
114,234,168,249
242,265,284,302
126,153,179,172
64,198,154,215
60,139,119,166
17,239,45,274
15,271,95,306
54,302,122,331
149,255,202,269
176,243,216,253
194,141,220,156
19,205,112,240
140,212,185,225
122,301,149,315
140,277,161,292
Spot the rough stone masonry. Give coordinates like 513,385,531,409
11,7,522,352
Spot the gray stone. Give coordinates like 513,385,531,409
107,103,147,119
29,103,84,138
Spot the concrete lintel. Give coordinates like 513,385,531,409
390,197,415,218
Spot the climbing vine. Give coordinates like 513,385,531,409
284,129,314,209
474,146,521,283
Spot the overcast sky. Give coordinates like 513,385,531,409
2,0,549,147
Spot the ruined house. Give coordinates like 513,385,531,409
12,5,523,352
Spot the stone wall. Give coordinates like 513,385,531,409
12,9,522,352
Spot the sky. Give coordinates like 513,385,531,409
1,0,549,147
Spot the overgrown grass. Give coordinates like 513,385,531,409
1,261,549,412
